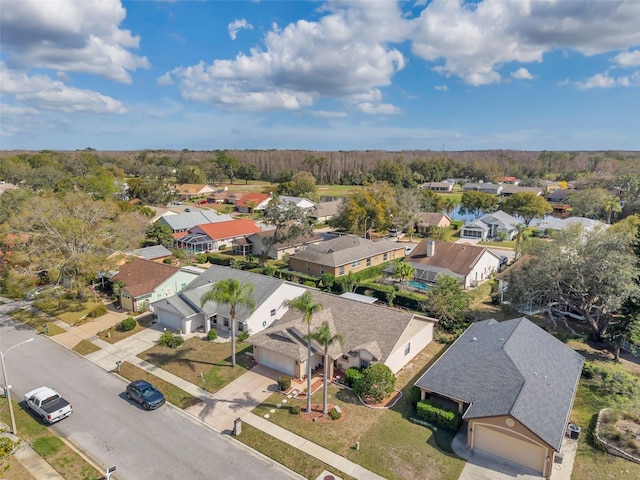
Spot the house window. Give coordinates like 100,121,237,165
223,318,229,327
237,322,244,332
404,343,411,356
351,260,361,268
211,315,217,324
339,266,345,275
366,258,371,267
361,359,370,369
383,253,388,261
270,309,276,317
320,268,324,275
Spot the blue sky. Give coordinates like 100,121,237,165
1,0,639,152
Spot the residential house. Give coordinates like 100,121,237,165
546,188,570,204
279,196,317,211
157,211,233,234
248,290,438,378
415,212,452,234
495,176,521,185
152,266,306,335
174,183,216,201
535,216,609,234
238,228,323,260
462,182,503,195
500,185,544,198
235,193,271,213
127,245,172,263
403,239,501,289
207,190,246,204
460,210,519,241
175,218,262,252
415,317,583,478
109,257,202,312
288,235,405,278
421,181,453,193
309,200,342,223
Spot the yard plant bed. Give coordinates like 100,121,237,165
97,314,155,344
248,342,465,480
138,337,253,393
598,409,640,459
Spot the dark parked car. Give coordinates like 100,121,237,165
125,380,165,410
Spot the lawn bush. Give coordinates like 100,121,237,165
329,406,342,420
408,385,422,407
237,331,250,342
157,331,184,348
206,329,218,341
344,367,363,388
416,400,462,431
163,257,172,264
88,303,108,318
195,253,208,264
119,317,137,331
354,364,396,403
600,371,639,397
290,405,301,415
278,375,292,391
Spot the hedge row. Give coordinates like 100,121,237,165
354,284,422,310
416,400,462,431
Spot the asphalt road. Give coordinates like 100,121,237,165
0,310,291,480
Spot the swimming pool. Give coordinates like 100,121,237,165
407,280,432,291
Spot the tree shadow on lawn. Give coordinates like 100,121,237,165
141,344,253,373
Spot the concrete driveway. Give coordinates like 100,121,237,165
185,364,281,433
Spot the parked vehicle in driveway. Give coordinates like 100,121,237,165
24,386,73,424
126,380,165,410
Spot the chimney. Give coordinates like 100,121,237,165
427,241,435,257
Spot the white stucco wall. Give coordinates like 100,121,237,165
467,251,501,288
385,317,435,373
244,282,307,334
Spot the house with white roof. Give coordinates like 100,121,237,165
460,210,519,241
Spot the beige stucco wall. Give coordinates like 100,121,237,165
385,317,435,374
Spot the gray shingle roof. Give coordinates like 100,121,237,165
158,211,232,231
414,317,583,451
153,265,287,322
289,235,402,267
128,245,172,260
249,290,435,363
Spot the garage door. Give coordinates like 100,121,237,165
156,309,182,332
260,349,295,376
473,424,546,474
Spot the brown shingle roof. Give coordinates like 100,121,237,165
405,239,487,276
110,257,180,298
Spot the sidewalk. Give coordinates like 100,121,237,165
45,311,387,480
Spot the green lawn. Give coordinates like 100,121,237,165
241,342,465,480
138,337,253,393
8,308,66,336
0,398,102,480
34,296,102,325
72,339,101,355
117,362,201,409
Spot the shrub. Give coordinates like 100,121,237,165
344,367,363,388
416,400,462,431
601,371,639,397
195,253,208,264
119,317,137,331
329,406,342,420
163,257,172,265
157,331,184,348
278,375,292,391
581,360,599,379
88,303,108,318
237,331,250,342
408,385,422,407
206,329,218,341
354,364,396,403
303,280,316,287
290,405,301,415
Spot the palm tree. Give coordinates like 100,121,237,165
392,260,415,286
603,195,621,224
283,291,323,414
443,197,458,220
307,321,345,414
514,223,527,260
200,278,255,368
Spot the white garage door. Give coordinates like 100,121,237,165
260,349,295,376
474,425,546,474
157,309,182,332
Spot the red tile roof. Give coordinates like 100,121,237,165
236,193,270,208
195,219,261,240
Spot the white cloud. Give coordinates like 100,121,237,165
511,67,533,80
357,102,401,115
434,85,448,91
613,50,640,67
310,110,348,118
0,64,126,113
411,0,640,85
576,71,640,89
163,2,407,112
157,72,174,86
228,19,253,40
0,103,40,116
0,0,149,83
